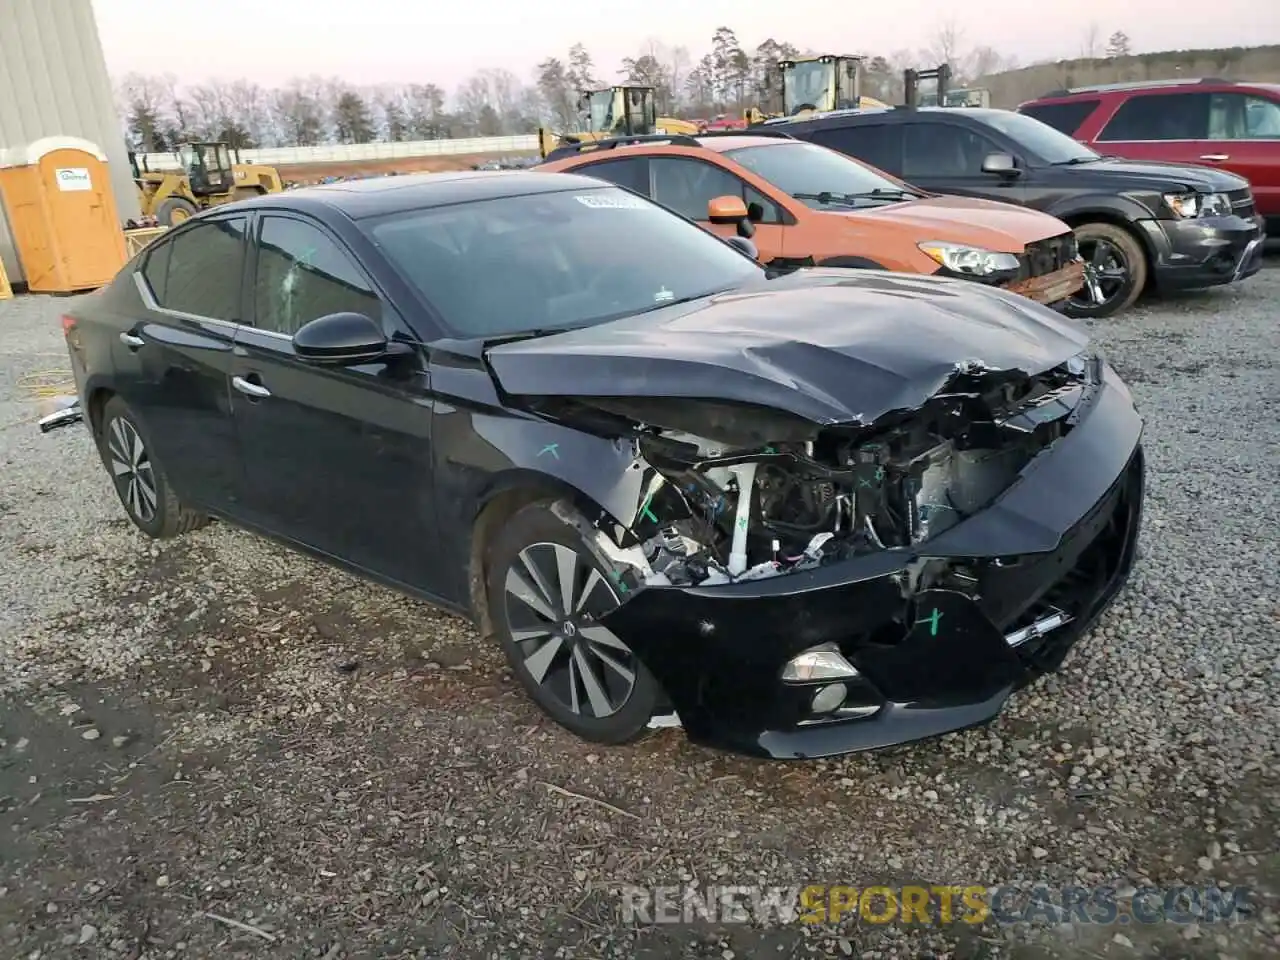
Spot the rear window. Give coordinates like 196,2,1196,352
1018,100,1100,135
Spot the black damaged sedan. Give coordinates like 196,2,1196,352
48,171,1144,760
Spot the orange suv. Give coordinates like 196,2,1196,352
539,132,1086,307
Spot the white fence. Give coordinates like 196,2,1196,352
139,134,540,171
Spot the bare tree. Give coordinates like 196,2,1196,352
1105,31,1132,59
116,72,169,151
1079,22,1104,59
926,19,967,72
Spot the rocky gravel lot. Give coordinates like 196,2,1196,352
1,270,1277,960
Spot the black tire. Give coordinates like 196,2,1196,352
1063,222,1148,319
156,196,198,227
96,396,209,539
485,500,660,744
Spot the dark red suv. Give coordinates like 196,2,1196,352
1017,79,1280,233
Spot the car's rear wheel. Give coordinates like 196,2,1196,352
1064,222,1147,319
96,396,209,539
485,501,659,744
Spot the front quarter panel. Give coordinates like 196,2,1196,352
428,354,658,602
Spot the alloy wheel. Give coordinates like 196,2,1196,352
1068,237,1130,310
502,542,637,718
107,417,158,523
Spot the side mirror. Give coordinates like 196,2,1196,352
293,312,395,365
726,236,758,260
981,152,1020,177
708,194,749,224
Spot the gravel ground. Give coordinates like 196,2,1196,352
1,269,1277,960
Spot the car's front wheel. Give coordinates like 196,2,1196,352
96,395,209,539
1064,222,1148,319
485,500,660,744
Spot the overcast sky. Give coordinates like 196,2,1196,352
92,0,1280,90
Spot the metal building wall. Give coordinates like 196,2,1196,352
0,0,139,284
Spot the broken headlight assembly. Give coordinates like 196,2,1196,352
1163,191,1233,219
917,240,1020,278
626,355,1094,589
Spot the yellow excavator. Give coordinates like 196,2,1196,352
537,86,699,159
745,55,890,125
130,141,284,226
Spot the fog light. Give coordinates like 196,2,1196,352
782,643,860,681
811,683,847,714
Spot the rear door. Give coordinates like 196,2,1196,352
120,215,249,515
229,212,444,591
1093,91,1211,165
803,123,904,176
1205,90,1280,220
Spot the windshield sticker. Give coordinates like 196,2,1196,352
575,193,648,210
654,287,674,302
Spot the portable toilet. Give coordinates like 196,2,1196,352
0,136,128,293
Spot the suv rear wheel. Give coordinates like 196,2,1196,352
1064,222,1147,319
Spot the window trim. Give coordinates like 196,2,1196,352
566,155,652,196
1016,99,1102,136
134,213,252,331
247,210,386,341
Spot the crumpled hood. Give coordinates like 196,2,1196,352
841,194,1069,251
485,270,1091,427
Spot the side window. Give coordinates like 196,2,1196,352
154,217,247,321
253,216,380,336
807,124,902,175
902,124,1001,179
1097,93,1210,141
651,158,750,221
141,238,173,302
1209,93,1280,140
573,157,650,195
742,183,784,224
1018,100,1100,135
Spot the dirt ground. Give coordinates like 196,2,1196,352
275,153,539,183
0,265,1277,959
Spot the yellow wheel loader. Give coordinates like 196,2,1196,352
537,86,699,159
747,55,889,126
129,142,284,227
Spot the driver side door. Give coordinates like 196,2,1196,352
229,212,446,593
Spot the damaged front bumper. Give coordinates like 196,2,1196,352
597,365,1144,759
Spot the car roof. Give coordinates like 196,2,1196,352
229,170,612,220
693,135,795,153
779,106,1013,128
1023,79,1280,103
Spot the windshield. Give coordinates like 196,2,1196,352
367,186,761,338
972,111,1100,164
726,142,918,209
783,61,834,114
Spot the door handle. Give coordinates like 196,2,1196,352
232,375,271,399
119,332,145,348
1199,154,1230,161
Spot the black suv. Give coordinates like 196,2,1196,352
770,107,1265,317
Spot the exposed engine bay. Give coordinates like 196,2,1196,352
610,356,1097,587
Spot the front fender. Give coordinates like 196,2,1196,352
1046,193,1156,225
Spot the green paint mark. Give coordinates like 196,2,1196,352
736,514,749,530
609,570,629,594
763,446,777,454
538,443,560,459
638,492,659,524
875,466,885,481
916,607,944,637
